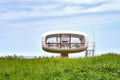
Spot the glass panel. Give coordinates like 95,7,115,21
45,34,84,49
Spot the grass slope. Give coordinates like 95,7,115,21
0,53,120,80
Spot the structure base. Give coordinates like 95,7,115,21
61,53,68,57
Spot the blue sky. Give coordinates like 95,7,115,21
0,0,120,57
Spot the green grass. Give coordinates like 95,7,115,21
0,53,120,80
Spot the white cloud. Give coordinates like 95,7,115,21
82,0,120,13
3,12,120,30
0,0,120,23
57,0,108,4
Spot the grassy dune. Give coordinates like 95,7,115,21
0,53,120,80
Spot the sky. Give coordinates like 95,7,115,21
0,0,120,57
